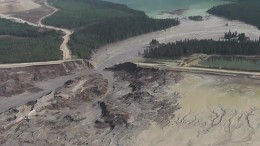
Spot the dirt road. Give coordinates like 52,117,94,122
1,9,260,145
38,0,72,60
1,14,259,71
0,0,72,60
0,59,83,69
137,62,260,76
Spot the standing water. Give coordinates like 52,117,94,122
104,0,229,18
199,56,260,71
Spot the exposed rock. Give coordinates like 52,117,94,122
64,80,73,88
0,62,183,146
105,62,141,73
0,60,92,97
0,72,108,146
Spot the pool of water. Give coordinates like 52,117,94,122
199,56,260,71
104,0,229,18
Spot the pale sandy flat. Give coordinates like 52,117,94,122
0,0,40,13
133,73,260,146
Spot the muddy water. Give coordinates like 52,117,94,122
170,73,260,111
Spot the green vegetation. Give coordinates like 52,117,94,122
0,19,59,37
224,30,249,42
208,0,260,29
0,37,62,63
44,0,179,58
44,0,132,29
0,19,62,63
144,32,260,59
188,16,203,21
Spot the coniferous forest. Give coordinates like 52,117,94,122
207,0,260,29
0,19,62,63
44,0,180,59
144,33,260,59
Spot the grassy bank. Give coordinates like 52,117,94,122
208,0,260,29
0,19,62,63
44,0,179,59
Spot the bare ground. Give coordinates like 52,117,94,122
0,0,40,14
2,62,260,145
134,73,260,146
10,4,53,24
93,15,260,70
0,63,182,145
1,3,260,146
0,0,72,60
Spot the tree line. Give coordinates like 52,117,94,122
144,37,260,59
70,15,179,58
44,0,180,59
0,19,60,37
224,30,249,42
0,19,62,63
207,0,260,29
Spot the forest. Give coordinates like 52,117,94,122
0,19,62,63
44,0,179,59
144,34,260,59
0,19,60,37
207,0,260,29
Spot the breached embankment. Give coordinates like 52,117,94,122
0,59,93,112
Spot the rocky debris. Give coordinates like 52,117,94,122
0,72,108,146
0,62,183,146
105,62,141,73
64,80,74,88
93,62,183,145
0,60,92,97
0,77,33,97
108,62,183,93
95,101,129,130
42,74,108,110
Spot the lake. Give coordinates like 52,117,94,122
104,0,229,18
199,56,260,71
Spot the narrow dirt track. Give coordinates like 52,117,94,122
38,0,72,60
0,0,72,60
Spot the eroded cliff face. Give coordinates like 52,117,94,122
0,60,93,97
0,73,109,146
0,62,183,146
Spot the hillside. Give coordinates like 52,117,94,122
207,0,260,29
0,19,63,63
44,0,179,59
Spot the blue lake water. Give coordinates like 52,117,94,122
105,0,229,17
